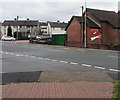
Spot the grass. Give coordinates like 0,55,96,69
113,80,120,99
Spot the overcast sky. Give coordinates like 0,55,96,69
0,0,119,22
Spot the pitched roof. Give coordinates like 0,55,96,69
87,16,101,28
73,16,82,23
87,8,119,28
49,22,68,28
65,16,101,30
39,22,47,26
2,20,39,26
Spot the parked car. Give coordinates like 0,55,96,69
36,35,52,44
1,36,16,41
29,35,51,44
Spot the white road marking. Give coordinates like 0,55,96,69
38,57,43,59
30,56,36,58
59,61,68,64
44,58,50,60
15,54,21,56
70,62,78,65
1,50,119,73
5,52,9,54
108,55,119,58
109,69,120,72
19,54,24,56
82,64,91,67
94,66,105,70
24,55,29,57
51,59,58,62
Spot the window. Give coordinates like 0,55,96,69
27,30,30,34
22,32,26,36
41,27,47,29
27,26,30,28
61,28,65,30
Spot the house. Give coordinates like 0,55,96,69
86,8,119,48
66,8,120,50
47,21,68,45
48,21,68,37
66,15,101,47
118,1,120,30
1,19,39,39
39,22,48,35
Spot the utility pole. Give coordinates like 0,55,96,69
81,6,84,44
16,16,19,40
84,0,87,48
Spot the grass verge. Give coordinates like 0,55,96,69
113,80,120,99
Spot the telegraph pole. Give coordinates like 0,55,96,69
16,16,19,40
81,6,84,44
84,0,87,48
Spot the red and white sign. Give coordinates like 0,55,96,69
91,35,102,41
91,29,99,35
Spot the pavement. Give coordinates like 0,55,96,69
2,81,113,98
1,40,118,99
1,71,115,98
0,40,29,43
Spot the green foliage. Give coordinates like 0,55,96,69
113,80,120,99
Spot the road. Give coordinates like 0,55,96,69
1,41,119,74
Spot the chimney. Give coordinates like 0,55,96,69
27,18,29,21
57,20,60,23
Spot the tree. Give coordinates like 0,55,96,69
7,26,12,37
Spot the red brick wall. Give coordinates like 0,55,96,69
86,11,103,45
66,17,102,47
66,18,82,43
65,41,83,48
101,22,119,45
86,27,102,45
66,11,119,50
87,10,119,46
